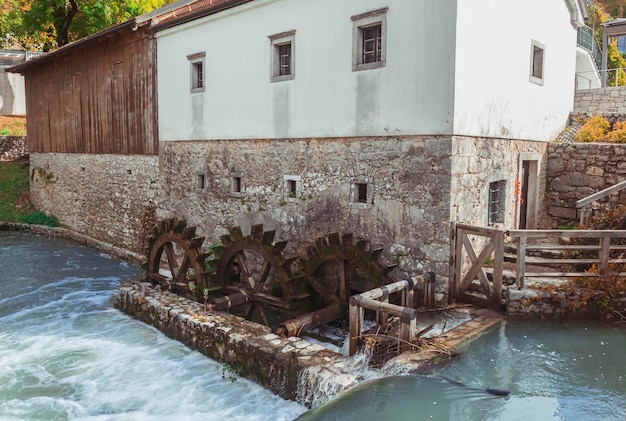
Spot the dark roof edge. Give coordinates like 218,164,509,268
7,20,137,74
152,0,254,33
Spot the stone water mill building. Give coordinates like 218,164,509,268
10,0,588,310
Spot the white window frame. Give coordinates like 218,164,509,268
283,174,301,201
352,7,388,72
269,30,296,82
529,40,545,86
187,52,206,93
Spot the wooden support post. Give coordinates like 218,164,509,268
349,297,364,356
277,304,343,337
600,237,610,276
516,237,526,289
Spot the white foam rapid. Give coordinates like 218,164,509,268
0,232,306,421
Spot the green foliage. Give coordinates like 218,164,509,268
0,160,29,222
16,210,60,227
221,363,237,383
0,0,178,50
587,3,626,87
0,160,60,226
576,115,610,142
595,0,625,18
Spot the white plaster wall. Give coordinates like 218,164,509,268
0,69,26,115
453,0,578,141
157,0,457,141
575,47,601,90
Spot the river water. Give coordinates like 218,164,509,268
2,231,626,421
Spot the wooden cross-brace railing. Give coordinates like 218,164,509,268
348,276,427,356
451,223,504,310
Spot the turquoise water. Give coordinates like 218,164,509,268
298,319,626,420
2,231,626,421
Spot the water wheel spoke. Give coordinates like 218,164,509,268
235,252,255,289
177,254,192,283
255,260,272,292
256,303,270,326
339,260,348,302
146,218,210,298
163,243,179,278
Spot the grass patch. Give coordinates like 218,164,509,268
0,159,60,226
0,159,30,222
0,116,27,136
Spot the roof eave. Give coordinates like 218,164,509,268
151,0,254,33
6,20,138,74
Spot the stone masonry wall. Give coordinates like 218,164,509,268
29,153,159,252
158,136,453,297
547,142,626,223
573,86,626,115
450,136,548,229
0,136,27,160
158,136,547,300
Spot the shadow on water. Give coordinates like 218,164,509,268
298,320,626,421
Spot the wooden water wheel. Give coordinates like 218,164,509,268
277,233,397,336
145,218,211,298
211,224,310,327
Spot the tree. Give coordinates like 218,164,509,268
588,2,626,85
595,0,626,18
0,0,177,51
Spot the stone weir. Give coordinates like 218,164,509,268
115,282,503,407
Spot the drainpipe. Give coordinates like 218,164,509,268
565,0,584,29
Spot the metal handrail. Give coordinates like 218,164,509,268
600,67,626,87
577,179,626,225
577,25,602,69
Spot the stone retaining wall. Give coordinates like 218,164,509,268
546,142,626,223
29,153,159,252
0,136,27,160
506,282,626,319
115,283,375,407
573,87,626,115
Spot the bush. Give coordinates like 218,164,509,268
16,211,60,227
607,121,626,143
576,115,610,142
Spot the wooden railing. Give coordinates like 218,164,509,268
450,223,504,310
348,276,426,356
577,179,626,226
507,229,626,288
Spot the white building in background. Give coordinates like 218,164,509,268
0,50,29,115
155,0,586,143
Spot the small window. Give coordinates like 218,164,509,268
351,177,373,206
232,175,242,193
197,174,206,190
269,30,296,82
488,180,506,225
356,183,368,203
529,40,544,85
352,8,387,71
288,180,297,196
283,175,301,199
187,52,206,93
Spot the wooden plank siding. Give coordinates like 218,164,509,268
20,28,157,155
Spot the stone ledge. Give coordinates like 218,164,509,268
114,283,368,407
